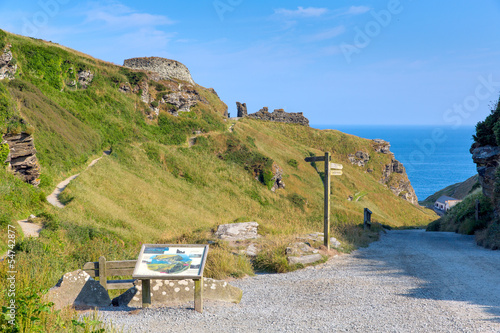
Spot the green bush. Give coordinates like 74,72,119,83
428,193,493,235
119,68,146,86
0,143,9,164
288,193,307,210
287,159,298,168
473,96,500,146
0,29,6,50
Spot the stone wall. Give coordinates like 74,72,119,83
241,105,309,126
236,102,247,118
123,57,194,84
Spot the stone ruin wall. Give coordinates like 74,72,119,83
123,57,195,84
236,103,309,126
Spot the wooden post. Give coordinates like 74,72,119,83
142,279,151,308
364,208,372,230
98,256,107,290
194,277,203,313
324,152,331,249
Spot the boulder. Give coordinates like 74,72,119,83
287,254,323,265
348,151,370,167
245,243,259,257
214,222,259,241
112,278,242,307
45,270,111,310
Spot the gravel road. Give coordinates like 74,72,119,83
100,230,500,332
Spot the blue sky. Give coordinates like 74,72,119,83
1,0,500,126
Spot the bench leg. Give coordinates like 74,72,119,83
142,279,151,308
194,278,203,313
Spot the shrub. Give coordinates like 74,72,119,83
0,143,9,164
287,159,298,168
288,193,306,210
0,29,6,50
119,68,146,86
473,95,500,146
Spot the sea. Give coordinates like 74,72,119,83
312,125,478,201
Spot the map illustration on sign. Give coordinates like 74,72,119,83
147,254,192,274
133,244,209,279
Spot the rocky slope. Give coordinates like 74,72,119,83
348,139,418,205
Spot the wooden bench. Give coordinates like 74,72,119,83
83,256,136,291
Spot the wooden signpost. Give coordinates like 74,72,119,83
305,153,343,248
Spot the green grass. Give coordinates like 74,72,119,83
0,29,438,332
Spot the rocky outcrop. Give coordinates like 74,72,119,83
381,157,418,205
0,44,17,80
271,162,285,191
77,70,93,89
348,151,370,167
160,88,206,116
124,57,195,84
372,140,418,205
45,270,111,310
3,133,40,186
373,139,391,154
246,107,309,126
470,145,500,213
236,102,247,118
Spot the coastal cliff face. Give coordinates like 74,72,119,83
373,139,418,205
470,145,500,214
124,57,195,84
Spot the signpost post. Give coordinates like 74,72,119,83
305,153,343,249
133,244,209,312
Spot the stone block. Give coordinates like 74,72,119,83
45,270,111,310
287,254,323,265
112,278,242,307
214,222,259,241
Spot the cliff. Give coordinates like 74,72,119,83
123,57,195,84
348,139,418,205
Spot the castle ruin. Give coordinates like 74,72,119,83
236,102,309,126
123,57,195,84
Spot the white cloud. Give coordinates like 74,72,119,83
345,6,370,15
274,6,328,18
305,26,346,42
83,2,174,29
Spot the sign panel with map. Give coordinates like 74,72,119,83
132,244,209,279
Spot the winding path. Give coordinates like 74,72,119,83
15,151,110,239
100,230,500,332
46,151,110,208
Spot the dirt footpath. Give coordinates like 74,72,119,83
100,230,500,333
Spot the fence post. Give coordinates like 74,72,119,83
98,256,107,290
364,208,372,230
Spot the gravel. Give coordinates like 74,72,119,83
99,230,500,332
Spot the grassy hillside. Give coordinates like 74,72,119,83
420,175,480,207
0,30,435,332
